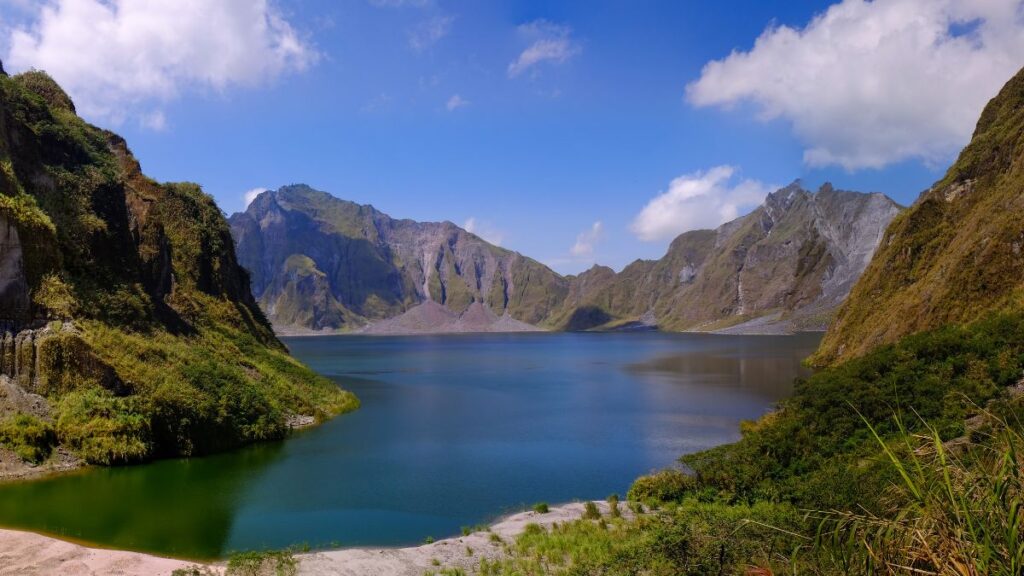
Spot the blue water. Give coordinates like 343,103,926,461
0,331,820,558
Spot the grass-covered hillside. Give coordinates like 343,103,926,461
816,66,1024,365
0,70,355,468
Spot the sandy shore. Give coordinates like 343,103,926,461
0,501,623,576
0,528,217,576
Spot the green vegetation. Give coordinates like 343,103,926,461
581,501,601,520
0,71,357,466
817,66,1024,364
226,550,297,576
447,311,1024,574
532,502,549,514
0,414,54,463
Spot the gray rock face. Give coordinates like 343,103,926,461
0,215,29,323
551,182,903,332
229,183,901,335
229,185,567,333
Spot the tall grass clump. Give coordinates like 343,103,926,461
814,412,1024,575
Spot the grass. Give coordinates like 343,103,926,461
226,550,297,576
582,501,601,520
0,414,55,463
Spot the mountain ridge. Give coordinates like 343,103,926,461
230,182,902,335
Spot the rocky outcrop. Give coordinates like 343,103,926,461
0,215,29,323
0,69,352,466
552,183,902,332
815,65,1024,365
231,184,900,334
230,185,568,333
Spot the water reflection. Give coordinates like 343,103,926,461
0,332,821,558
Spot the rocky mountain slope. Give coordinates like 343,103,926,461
814,66,1024,365
230,185,568,333
232,184,900,334
552,183,902,332
0,69,354,471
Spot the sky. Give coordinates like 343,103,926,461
1,0,1023,274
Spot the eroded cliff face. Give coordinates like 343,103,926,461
553,183,903,332
230,183,900,335
230,185,568,333
0,215,28,323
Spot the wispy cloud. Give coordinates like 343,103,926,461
6,0,317,128
508,20,581,78
409,14,454,52
463,217,504,246
446,94,469,111
570,221,604,257
244,187,268,207
360,92,393,113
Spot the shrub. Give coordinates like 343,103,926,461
32,273,77,319
582,501,601,520
226,550,297,576
55,388,150,464
628,469,696,503
0,414,55,463
532,502,549,514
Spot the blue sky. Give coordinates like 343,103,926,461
2,0,1023,274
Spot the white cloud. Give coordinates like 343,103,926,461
446,94,469,111
463,217,504,246
631,166,773,242
508,20,581,78
570,221,604,257
139,110,166,131
244,187,268,207
686,0,1024,170
6,0,317,127
409,15,453,52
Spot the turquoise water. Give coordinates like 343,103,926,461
0,331,820,558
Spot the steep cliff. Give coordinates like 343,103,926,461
815,66,1024,365
553,183,902,332
0,70,354,468
232,184,899,335
230,185,568,333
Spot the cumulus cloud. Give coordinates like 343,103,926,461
446,94,469,111
244,187,268,207
463,217,504,246
686,0,1024,170
6,0,317,127
570,221,604,257
409,15,453,52
631,166,773,242
508,20,581,78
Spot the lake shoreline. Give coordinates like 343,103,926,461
0,500,626,576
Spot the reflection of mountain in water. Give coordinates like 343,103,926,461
627,339,819,399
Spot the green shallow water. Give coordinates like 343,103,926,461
0,331,821,559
